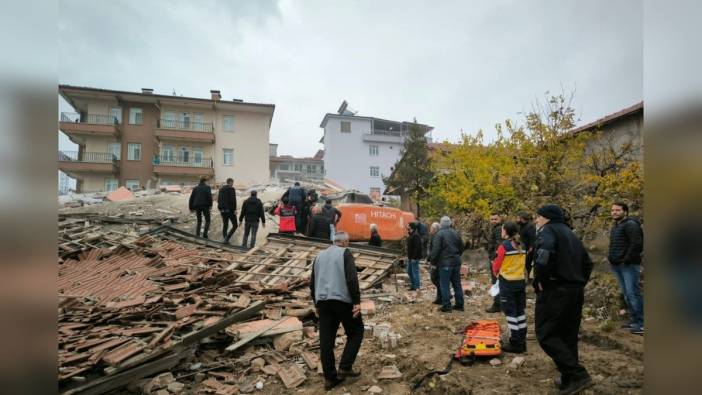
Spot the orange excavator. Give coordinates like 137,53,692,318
317,190,415,241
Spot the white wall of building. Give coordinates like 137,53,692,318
323,115,404,195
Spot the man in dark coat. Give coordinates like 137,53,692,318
533,204,594,394
516,211,537,283
406,222,423,290
238,190,265,249
218,178,237,243
322,199,342,240
486,213,503,312
284,182,306,232
307,206,332,240
608,201,644,335
189,176,213,238
368,224,382,247
429,216,465,312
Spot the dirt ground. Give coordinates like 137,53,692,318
269,253,644,395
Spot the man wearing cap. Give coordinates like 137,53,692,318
429,216,465,312
533,204,594,394
310,232,364,390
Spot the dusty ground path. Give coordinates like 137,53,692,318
295,254,643,395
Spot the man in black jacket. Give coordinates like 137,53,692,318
608,201,644,335
284,182,306,232
516,211,537,283
189,176,213,238
430,216,465,312
406,222,423,290
533,204,594,394
486,213,503,312
307,206,331,240
218,178,237,243
322,199,342,240
238,190,265,249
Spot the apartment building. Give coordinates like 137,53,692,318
58,85,274,192
269,145,324,183
319,101,432,199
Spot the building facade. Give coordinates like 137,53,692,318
58,85,274,192
319,101,432,199
269,146,324,183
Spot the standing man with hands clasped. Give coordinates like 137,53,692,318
310,231,364,391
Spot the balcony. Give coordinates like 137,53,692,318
362,129,405,143
155,119,215,143
59,112,120,141
153,157,214,177
57,151,119,175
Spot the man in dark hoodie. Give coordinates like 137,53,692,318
307,206,332,240
485,213,504,312
189,176,213,238
608,201,644,335
533,204,594,394
238,190,265,249
218,178,237,243
516,211,537,283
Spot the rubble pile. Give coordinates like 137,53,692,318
57,222,401,394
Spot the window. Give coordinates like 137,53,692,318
193,113,204,131
193,149,203,165
161,144,174,162
279,163,289,171
369,144,379,156
223,115,234,131
340,121,351,133
110,107,122,124
294,163,302,171
107,143,121,160
307,164,316,174
370,166,379,177
127,143,141,160
128,108,143,124
179,147,190,163
223,148,233,165
105,178,118,192
126,180,140,190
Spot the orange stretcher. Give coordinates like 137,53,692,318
454,320,502,364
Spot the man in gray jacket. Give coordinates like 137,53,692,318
429,216,465,312
309,232,363,390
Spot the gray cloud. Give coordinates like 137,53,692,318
59,0,642,155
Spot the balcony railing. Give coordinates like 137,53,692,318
154,156,213,168
58,151,118,163
371,129,404,137
158,119,213,133
60,112,120,125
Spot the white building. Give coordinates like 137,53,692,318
319,101,433,199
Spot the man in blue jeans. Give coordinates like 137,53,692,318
429,216,465,312
406,222,423,290
608,202,644,335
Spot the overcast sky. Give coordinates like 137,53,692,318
59,0,642,156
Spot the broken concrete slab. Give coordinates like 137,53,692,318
368,385,383,393
273,330,303,352
277,363,306,389
360,300,376,315
300,351,319,370
377,365,402,379
508,356,525,369
489,358,502,366
227,316,302,338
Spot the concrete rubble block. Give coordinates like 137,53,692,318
301,351,320,369
489,358,502,366
402,292,417,303
250,357,266,372
153,390,169,395
377,296,394,303
360,300,376,315
277,363,306,389
142,372,175,393
261,364,279,376
368,385,383,393
508,356,525,369
273,330,303,352
302,326,318,339
167,382,185,393
377,365,402,380
372,322,391,338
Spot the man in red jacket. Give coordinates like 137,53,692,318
274,196,297,234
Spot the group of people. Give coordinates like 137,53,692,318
192,177,644,394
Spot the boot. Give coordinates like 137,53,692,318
501,342,526,354
559,374,593,395
432,299,442,305
324,376,345,390
485,302,501,313
338,368,361,378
